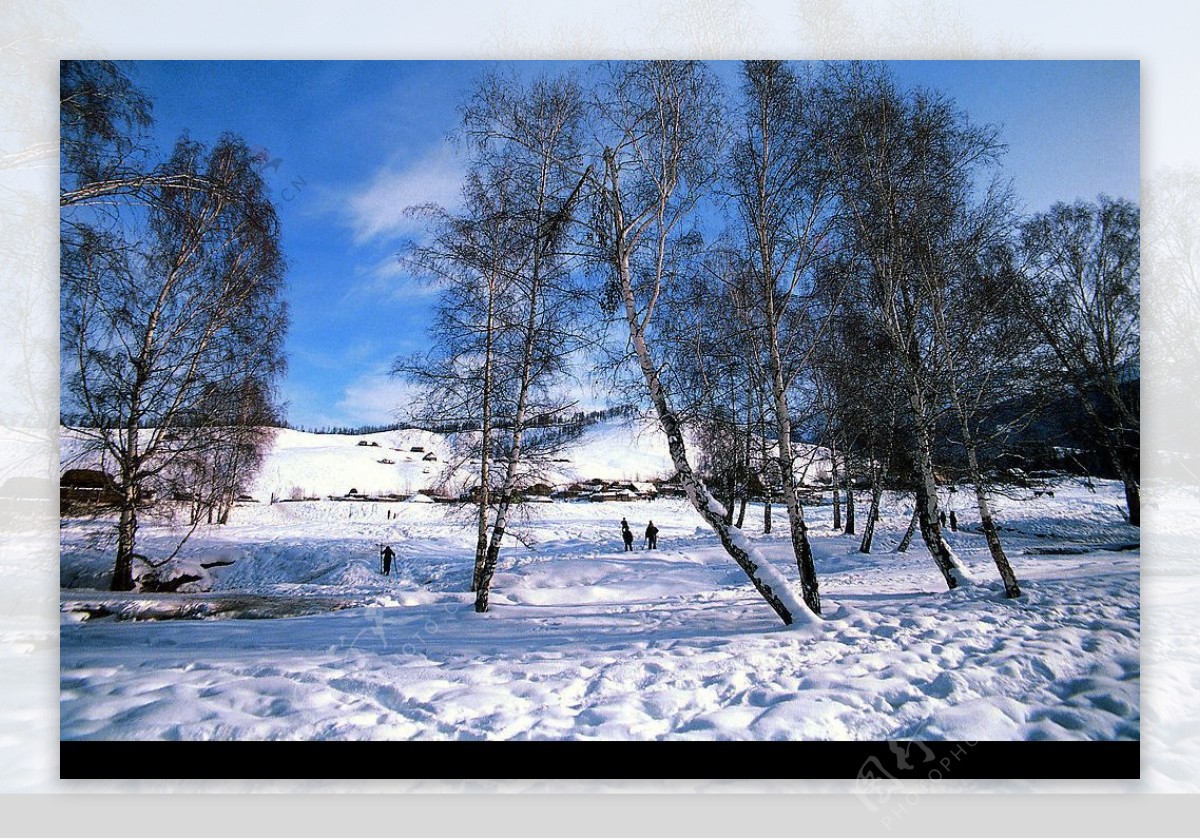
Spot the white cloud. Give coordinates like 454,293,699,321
334,371,423,427
345,145,465,244
338,255,442,308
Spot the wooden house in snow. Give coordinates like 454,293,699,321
60,469,123,511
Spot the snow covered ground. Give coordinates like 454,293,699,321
59,427,1140,742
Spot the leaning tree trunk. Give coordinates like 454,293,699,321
859,464,884,554
476,158,574,613
952,391,1021,598
911,410,971,589
871,270,972,588
931,283,1021,596
599,146,811,625
889,324,973,589
765,307,821,615
896,506,919,552
652,407,807,626
970,463,1021,598
615,272,809,624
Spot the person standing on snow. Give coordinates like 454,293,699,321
381,544,395,576
645,520,659,550
621,518,634,551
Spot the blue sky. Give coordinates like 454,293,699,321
126,60,1139,430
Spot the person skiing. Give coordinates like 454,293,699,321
645,520,659,550
621,518,634,551
381,544,395,576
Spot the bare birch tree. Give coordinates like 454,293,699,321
814,62,1000,590
399,71,590,612
929,233,1034,597
724,60,838,614
1018,196,1140,525
61,134,288,591
395,169,523,593
591,60,811,625
60,61,248,211
466,73,591,614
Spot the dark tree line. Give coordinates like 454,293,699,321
401,60,1138,623
284,405,634,438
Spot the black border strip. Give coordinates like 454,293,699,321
60,740,1139,780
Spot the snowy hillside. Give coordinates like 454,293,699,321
61,415,834,501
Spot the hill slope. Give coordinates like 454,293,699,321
61,415,834,501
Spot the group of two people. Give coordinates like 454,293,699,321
621,517,659,551
380,518,662,577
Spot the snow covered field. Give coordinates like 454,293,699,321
59,427,1139,742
